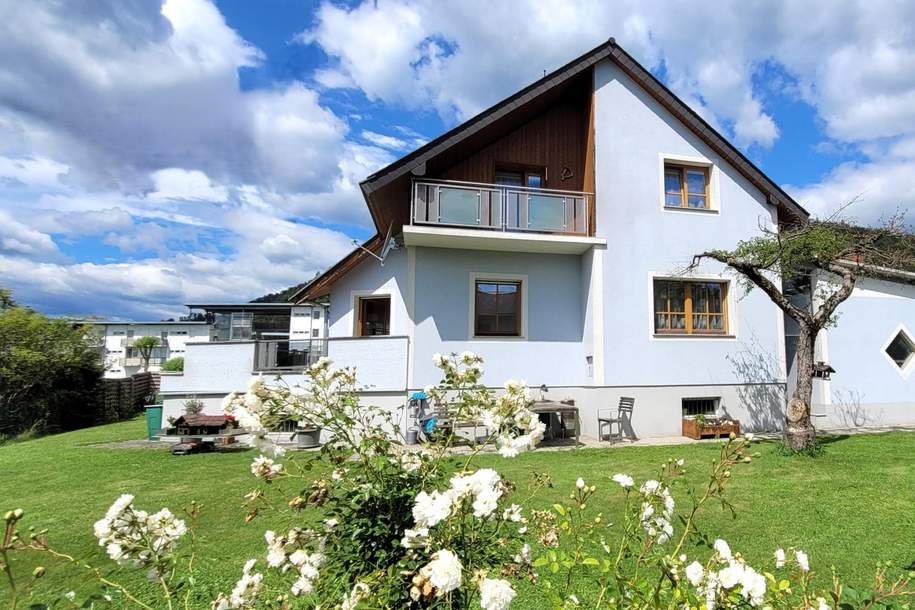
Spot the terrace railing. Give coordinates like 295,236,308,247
412,179,591,236
254,339,328,372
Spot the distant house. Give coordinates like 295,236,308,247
159,39,914,438
159,301,328,420
90,320,210,379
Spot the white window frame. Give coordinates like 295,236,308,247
350,289,395,337
647,272,737,341
658,153,720,214
881,323,915,380
468,272,528,340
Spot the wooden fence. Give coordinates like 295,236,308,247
101,372,160,421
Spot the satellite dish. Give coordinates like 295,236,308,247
352,222,399,266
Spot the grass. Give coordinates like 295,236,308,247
3,418,915,608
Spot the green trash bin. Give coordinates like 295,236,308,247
145,404,163,440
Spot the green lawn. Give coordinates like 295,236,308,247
3,418,915,608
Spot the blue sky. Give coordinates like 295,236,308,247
0,1,913,319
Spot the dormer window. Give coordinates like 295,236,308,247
664,163,710,209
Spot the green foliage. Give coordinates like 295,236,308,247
0,288,14,310
130,336,160,371
0,306,104,437
720,223,860,284
161,357,184,372
181,396,203,415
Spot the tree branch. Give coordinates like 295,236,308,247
690,251,809,323
812,263,857,328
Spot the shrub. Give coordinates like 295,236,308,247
162,357,184,372
0,306,103,436
182,396,205,416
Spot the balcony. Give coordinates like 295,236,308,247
407,179,604,255
254,339,327,372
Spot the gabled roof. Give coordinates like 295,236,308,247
360,38,808,231
298,38,809,301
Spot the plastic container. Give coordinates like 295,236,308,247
145,404,163,440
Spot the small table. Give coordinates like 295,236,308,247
531,401,580,441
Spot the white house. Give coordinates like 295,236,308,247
91,320,210,379
808,271,915,429
160,39,914,438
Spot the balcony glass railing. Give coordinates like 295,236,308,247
412,179,591,235
254,339,328,372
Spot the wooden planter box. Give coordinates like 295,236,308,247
682,418,740,440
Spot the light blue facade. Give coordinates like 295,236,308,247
324,58,799,436
591,59,786,388
412,247,587,387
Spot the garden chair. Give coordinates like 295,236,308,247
597,396,635,442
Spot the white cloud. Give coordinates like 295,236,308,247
787,157,915,225
361,130,410,151
150,169,229,202
0,210,61,259
0,0,388,317
302,0,915,221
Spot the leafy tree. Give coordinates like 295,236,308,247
131,336,161,372
692,214,915,450
161,356,184,372
0,288,14,310
0,305,103,436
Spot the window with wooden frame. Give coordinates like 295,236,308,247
654,279,728,335
664,163,710,209
356,296,390,337
474,280,521,336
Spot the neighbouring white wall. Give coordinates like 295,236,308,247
592,59,786,395
160,341,254,396
811,275,915,428
328,336,409,391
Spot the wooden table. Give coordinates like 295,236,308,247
531,401,579,441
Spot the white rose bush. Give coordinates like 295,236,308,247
3,353,915,609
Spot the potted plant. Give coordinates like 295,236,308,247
296,423,322,448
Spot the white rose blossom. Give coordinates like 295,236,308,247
420,549,463,594
250,455,282,480
214,559,262,609
612,473,634,489
774,548,786,568
93,495,186,571
479,577,516,610
796,549,810,572
685,561,705,586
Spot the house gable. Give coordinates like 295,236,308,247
298,38,808,301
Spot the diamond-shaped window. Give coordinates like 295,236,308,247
885,329,915,370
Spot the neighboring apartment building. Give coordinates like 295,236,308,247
159,302,328,419
91,321,210,378
160,39,914,437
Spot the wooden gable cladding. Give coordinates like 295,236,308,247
435,77,593,192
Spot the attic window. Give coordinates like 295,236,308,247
885,329,915,370
665,163,709,209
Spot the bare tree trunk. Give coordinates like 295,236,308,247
784,325,817,450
